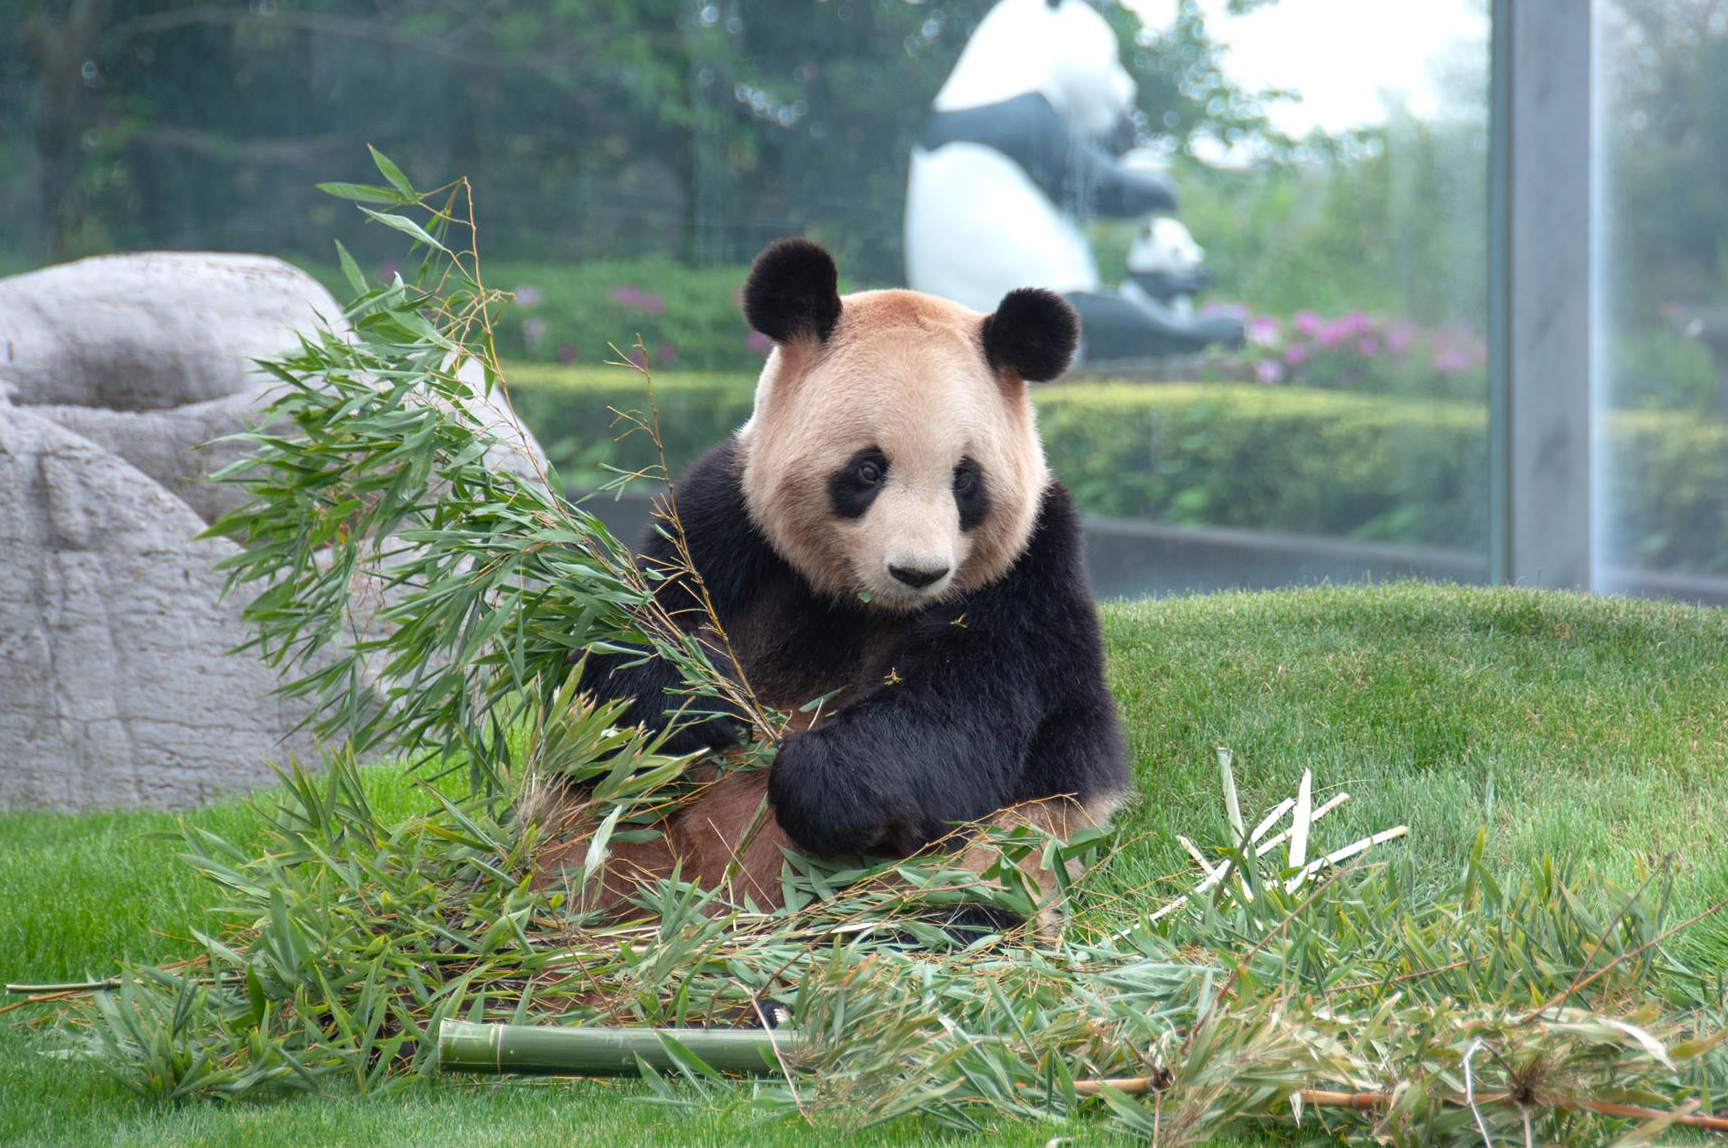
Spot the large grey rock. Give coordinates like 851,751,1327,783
1,253,341,525
0,407,320,808
0,252,551,809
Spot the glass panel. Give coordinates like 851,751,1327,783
0,0,1491,597
1594,0,1728,602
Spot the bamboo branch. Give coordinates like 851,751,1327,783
1066,1078,1728,1131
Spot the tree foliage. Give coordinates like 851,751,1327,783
1600,0,1728,321
0,0,1291,279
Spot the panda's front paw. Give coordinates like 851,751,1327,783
767,732,888,859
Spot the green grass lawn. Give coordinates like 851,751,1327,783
4,584,1726,1147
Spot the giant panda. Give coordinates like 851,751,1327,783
535,239,1128,931
904,0,1243,361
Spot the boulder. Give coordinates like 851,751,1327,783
0,406,321,808
1,253,342,524
0,252,550,809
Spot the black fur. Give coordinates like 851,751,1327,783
826,446,888,520
579,438,1128,860
953,456,989,533
982,288,1080,383
742,238,842,344
917,92,1177,219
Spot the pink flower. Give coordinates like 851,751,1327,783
1356,336,1381,358
1431,347,1472,374
609,284,664,314
1284,343,1311,367
1253,359,1285,385
655,342,678,364
1246,316,1281,347
1308,311,1377,348
1429,327,1487,374
746,330,771,354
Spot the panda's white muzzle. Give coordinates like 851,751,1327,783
862,482,961,605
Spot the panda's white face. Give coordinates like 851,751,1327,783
1127,217,1205,276
934,0,1136,140
738,290,1050,610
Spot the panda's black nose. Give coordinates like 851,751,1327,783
889,564,949,589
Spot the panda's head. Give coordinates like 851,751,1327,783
736,239,1076,610
1127,217,1205,278
935,0,1136,140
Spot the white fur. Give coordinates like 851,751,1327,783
1120,216,1204,316
906,0,1135,309
905,144,1099,313
1127,216,1204,275
738,290,1049,609
934,0,1134,137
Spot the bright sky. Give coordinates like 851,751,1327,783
1127,0,1490,137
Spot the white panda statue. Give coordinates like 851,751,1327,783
904,0,1243,362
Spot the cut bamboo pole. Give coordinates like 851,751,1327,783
437,1019,797,1076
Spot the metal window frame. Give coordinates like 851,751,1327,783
1489,0,1595,590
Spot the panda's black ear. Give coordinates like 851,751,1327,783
743,238,842,344
981,287,1079,384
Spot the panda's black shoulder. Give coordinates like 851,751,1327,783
639,436,779,617
929,479,1108,679
989,480,1094,614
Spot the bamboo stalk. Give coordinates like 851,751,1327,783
436,1020,798,1076
5,978,123,994
1561,1097,1728,1132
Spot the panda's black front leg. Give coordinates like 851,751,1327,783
578,641,750,755
767,675,1027,859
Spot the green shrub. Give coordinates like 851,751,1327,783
504,365,1728,575
1607,408,1728,574
1033,383,1490,548
290,257,775,371
1603,326,1723,414
504,367,1490,549
483,258,769,370
505,363,759,488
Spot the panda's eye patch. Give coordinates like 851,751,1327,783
953,456,990,532
952,462,978,495
828,447,889,520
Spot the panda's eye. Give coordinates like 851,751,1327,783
952,456,989,533
829,448,889,519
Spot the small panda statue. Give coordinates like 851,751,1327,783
904,0,1243,362
541,239,1129,930
1121,216,1209,321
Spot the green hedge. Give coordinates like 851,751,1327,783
503,364,1728,576
482,259,763,370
